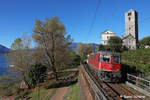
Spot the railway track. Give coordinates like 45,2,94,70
105,83,141,100
82,63,142,100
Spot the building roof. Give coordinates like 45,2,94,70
101,29,115,35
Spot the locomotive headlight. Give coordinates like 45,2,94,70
109,64,113,68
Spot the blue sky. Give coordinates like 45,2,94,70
0,0,150,48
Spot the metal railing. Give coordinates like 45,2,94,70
80,64,107,100
127,73,150,93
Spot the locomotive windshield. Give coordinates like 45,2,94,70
113,56,120,64
101,55,110,63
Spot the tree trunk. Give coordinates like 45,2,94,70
51,33,58,80
54,70,58,80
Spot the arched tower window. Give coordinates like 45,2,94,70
128,12,131,16
129,17,131,21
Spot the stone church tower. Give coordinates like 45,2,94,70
122,9,138,50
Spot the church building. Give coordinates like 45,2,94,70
122,9,138,50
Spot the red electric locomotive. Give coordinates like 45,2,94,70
87,51,121,82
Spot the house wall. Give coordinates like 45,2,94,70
101,31,115,45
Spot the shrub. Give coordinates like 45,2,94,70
25,63,47,88
139,36,150,49
98,44,105,51
121,49,150,74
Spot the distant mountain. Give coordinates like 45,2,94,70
0,44,9,53
69,42,99,52
69,43,78,51
90,43,99,50
0,43,98,53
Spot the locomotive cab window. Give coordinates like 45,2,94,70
113,56,120,64
101,55,110,63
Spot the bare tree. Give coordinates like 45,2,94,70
32,16,72,80
77,43,92,62
6,34,32,87
77,42,84,56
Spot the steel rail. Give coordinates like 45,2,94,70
81,63,142,100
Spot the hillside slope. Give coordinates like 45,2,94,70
121,49,150,74
0,44,9,53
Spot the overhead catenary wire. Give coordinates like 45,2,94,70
87,3,150,48
87,0,101,37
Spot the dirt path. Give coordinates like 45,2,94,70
50,68,78,100
50,86,69,100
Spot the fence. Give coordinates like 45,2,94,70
127,73,150,97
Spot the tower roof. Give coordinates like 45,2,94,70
129,9,135,11
126,9,137,14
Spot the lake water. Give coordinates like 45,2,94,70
0,54,9,76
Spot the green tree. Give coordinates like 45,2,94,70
107,36,122,52
139,36,150,49
72,54,81,66
32,16,72,80
67,49,80,67
98,44,105,51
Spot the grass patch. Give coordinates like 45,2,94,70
0,75,20,96
28,86,57,100
28,79,57,100
0,81,19,96
14,89,28,100
45,88,57,100
28,67,79,100
64,83,78,100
